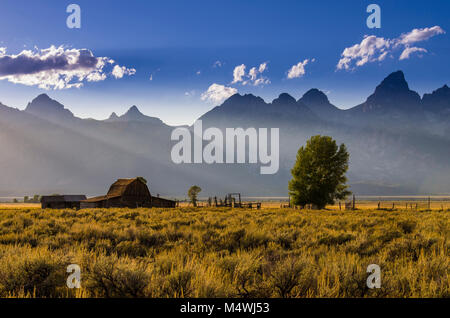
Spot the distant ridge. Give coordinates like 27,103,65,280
104,105,164,124
299,89,340,118
0,70,449,196
350,70,422,115
422,84,450,115
25,94,75,121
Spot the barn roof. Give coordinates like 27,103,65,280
107,178,137,197
82,178,147,203
151,196,176,204
82,177,153,204
82,195,120,203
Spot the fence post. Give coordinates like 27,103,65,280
428,197,431,210
352,195,355,210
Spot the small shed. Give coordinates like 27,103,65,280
41,195,87,209
81,178,176,209
151,196,177,208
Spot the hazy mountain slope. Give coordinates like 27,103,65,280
0,70,449,196
194,71,450,195
299,89,342,121
0,102,200,197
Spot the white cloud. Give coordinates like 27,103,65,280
287,59,312,79
149,74,153,81
232,62,270,86
232,64,246,83
258,62,267,73
86,72,106,82
337,36,392,70
249,67,258,81
196,70,201,75
337,26,445,70
399,47,428,60
398,26,445,45
0,45,136,89
201,83,237,104
112,65,136,79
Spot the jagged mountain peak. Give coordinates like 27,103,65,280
25,93,74,120
108,105,163,124
426,84,450,96
33,93,52,101
108,112,119,120
354,70,421,115
298,88,340,120
300,89,330,105
422,83,450,114
375,70,410,93
124,105,143,116
27,94,64,109
272,93,296,105
222,93,265,105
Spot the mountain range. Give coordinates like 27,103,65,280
0,70,449,197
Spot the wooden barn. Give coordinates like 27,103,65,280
41,195,87,209
81,177,176,209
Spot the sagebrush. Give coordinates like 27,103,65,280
0,208,448,298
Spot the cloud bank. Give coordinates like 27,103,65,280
0,45,136,89
337,26,445,70
201,83,237,104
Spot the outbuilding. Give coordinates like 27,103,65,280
41,195,87,209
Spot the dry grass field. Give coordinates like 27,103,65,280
0,203,40,209
0,207,448,298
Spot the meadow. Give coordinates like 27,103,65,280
0,207,448,298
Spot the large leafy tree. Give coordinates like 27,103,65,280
188,185,202,207
289,135,351,209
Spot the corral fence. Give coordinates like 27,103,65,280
279,195,450,211
173,196,450,211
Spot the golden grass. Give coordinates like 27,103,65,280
0,203,40,209
0,207,448,298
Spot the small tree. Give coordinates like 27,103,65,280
187,185,202,207
24,196,29,203
136,176,147,184
289,135,351,209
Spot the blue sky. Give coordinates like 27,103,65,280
0,0,448,125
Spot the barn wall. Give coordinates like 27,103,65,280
152,197,176,208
